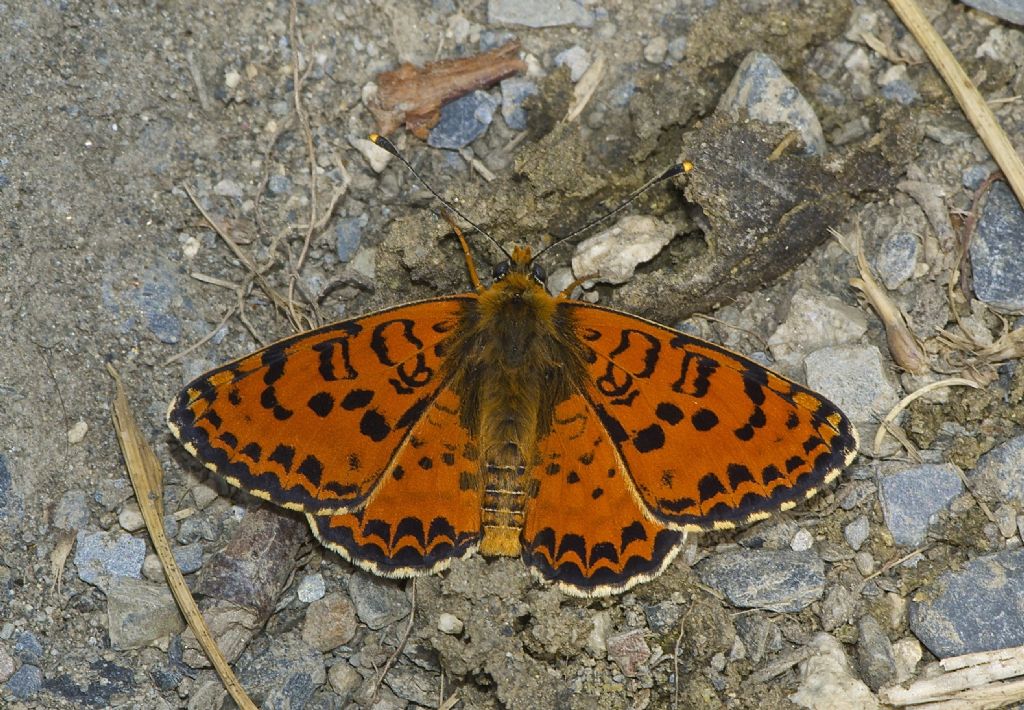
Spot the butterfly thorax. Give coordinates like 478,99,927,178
442,253,589,557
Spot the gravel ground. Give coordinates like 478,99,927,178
2,1,1024,708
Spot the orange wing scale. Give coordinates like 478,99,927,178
167,296,474,515
562,302,858,532
308,388,482,577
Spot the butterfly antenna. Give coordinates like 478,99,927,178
370,134,511,259
532,161,693,261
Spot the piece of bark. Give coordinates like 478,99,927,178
368,41,526,138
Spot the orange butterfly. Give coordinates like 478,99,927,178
168,140,858,597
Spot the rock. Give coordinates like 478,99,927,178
302,592,358,652
437,612,464,635
349,136,392,173
586,610,612,657
384,664,437,707
235,636,326,709
643,600,683,634
718,51,825,155
553,45,591,82
267,174,291,195
487,0,593,28
74,530,146,586
67,420,88,444
891,638,922,683
878,64,919,105
172,542,203,574
844,515,870,551
53,490,90,531
969,433,1024,504
335,215,366,263
213,178,244,198
875,231,919,290
500,77,537,131
791,633,879,709
735,615,783,663
297,572,326,603
0,646,12,683
804,344,901,426
959,0,1024,25
117,503,145,533
696,548,825,612
970,182,1024,311
643,36,668,64
5,663,42,700
137,266,182,344
766,288,868,372
791,529,814,552
910,548,1024,658
327,661,362,703
348,571,410,629
13,632,42,663
877,463,963,546
571,215,675,286
819,585,855,632
856,615,896,691
427,90,498,150
106,576,185,650
605,629,650,677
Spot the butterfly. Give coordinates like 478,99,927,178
168,139,858,597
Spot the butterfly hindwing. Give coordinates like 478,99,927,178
167,296,474,515
308,387,482,577
562,301,858,531
523,393,683,597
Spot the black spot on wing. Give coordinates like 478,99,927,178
308,392,334,417
692,408,719,432
633,424,665,453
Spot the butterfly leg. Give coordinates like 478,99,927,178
440,209,484,292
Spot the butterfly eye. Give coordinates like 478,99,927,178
492,261,511,280
531,262,547,284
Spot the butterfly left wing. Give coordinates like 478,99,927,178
561,301,858,531
308,387,482,577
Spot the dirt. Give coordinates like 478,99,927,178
2,0,1023,708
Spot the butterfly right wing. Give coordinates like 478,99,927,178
167,296,474,515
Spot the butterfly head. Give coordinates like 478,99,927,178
491,245,547,286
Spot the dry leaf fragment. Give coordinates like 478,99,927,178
367,41,526,138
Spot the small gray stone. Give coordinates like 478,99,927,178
844,515,870,551
235,636,326,709
767,288,867,372
910,548,1024,657
172,542,204,574
571,215,675,286
857,615,896,691
5,663,42,699
643,36,668,64
970,182,1024,311
54,489,90,530
75,530,146,585
0,645,13,683
606,629,650,677
554,45,590,82
667,36,688,61
384,664,437,707
302,592,357,652
500,77,538,131
875,231,919,290
878,463,963,546
819,585,856,632
437,612,464,635
791,634,878,709
138,267,182,344
297,572,326,603
267,174,291,195
696,548,825,612
0,454,18,519
718,51,825,155
959,0,1024,25
335,215,366,263
643,600,683,634
106,576,186,650
735,615,782,663
327,661,362,703
13,632,42,664
970,434,1024,503
804,345,900,426
213,178,245,198
962,164,991,190
878,65,919,105
488,0,593,28
427,90,497,149
348,572,411,629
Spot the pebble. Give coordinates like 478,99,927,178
500,77,538,131
767,287,868,373
856,615,896,691
961,164,992,190
819,585,855,632
327,661,362,703
554,45,591,82
335,214,366,263
437,612,464,635
383,665,437,707
349,135,392,173
235,636,326,708
118,503,145,532
75,529,146,585
804,344,900,426
891,638,922,683
791,633,879,709
878,64,919,105
735,615,782,663
970,182,1024,311
995,504,1018,539
875,230,919,290
137,267,182,344
571,215,675,286
348,571,411,630
642,600,683,634
844,515,870,551
959,0,1024,25
854,551,876,577
909,547,1024,657
267,174,291,195
586,610,612,657
302,591,358,652
13,632,42,663
969,434,1024,503
878,463,963,546
105,576,186,649
667,36,688,61
0,646,12,683
67,420,88,444
213,178,245,198
605,629,650,677
718,51,825,155
696,548,825,613
297,572,326,603
790,528,814,552
487,0,594,28
427,90,498,149
53,489,91,531
0,454,16,519
643,36,668,64
5,663,43,700
172,542,204,574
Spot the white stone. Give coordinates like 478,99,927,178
437,612,464,635
791,633,879,709
767,288,868,372
349,136,392,173
67,420,88,444
571,215,675,286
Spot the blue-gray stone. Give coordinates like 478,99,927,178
268,175,292,195
696,548,825,612
137,267,182,344
500,78,538,131
74,530,146,585
53,489,91,531
14,632,43,663
488,0,593,28
235,636,326,709
969,434,1024,504
172,542,204,574
962,164,991,190
970,182,1024,311
0,455,14,518
428,90,498,150
880,79,919,105
875,231,919,290
910,548,1024,658
334,215,366,263
877,464,963,546
348,571,411,629
43,659,134,706
6,664,42,699
959,0,1024,25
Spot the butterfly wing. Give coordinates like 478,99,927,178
522,393,683,597
167,296,474,515
308,387,481,577
561,301,858,531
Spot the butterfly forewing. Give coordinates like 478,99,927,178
562,302,858,531
167,296,474,515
